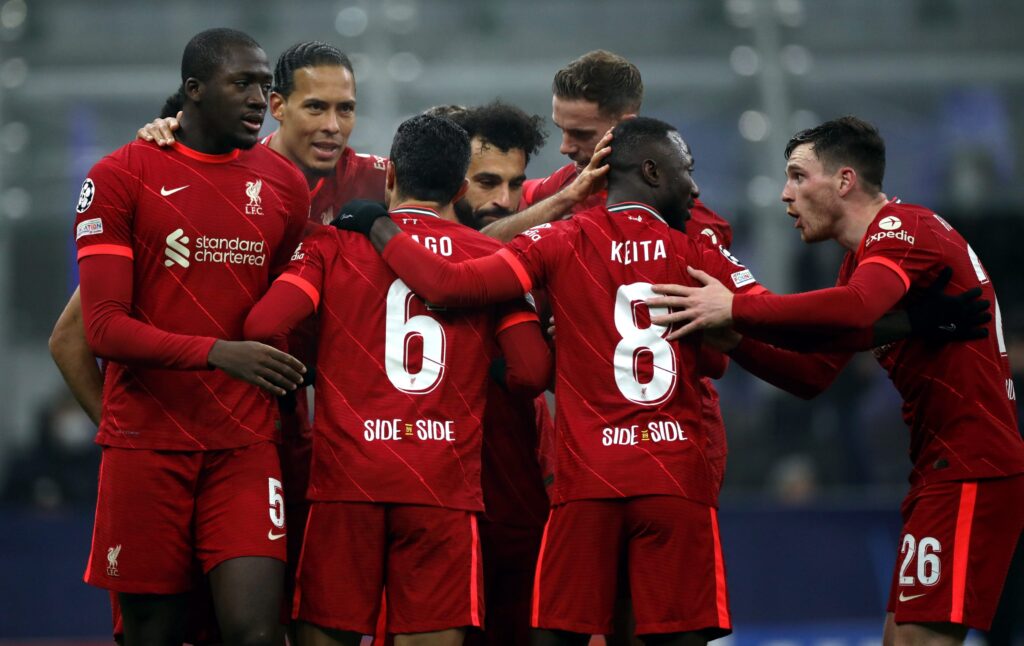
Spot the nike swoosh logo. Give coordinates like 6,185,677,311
899,591,926,602
267,530,286,541
160,185,189,196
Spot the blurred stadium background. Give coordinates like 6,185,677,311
0,0,1021,643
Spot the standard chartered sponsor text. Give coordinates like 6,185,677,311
195,235,267,265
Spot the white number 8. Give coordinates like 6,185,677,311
613,282,677,405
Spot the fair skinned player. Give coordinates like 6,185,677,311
333,117,766,646
244,115,552,646
650,116,1024,646
74,29,310,645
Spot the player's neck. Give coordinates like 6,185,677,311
837,192,890,251
175,112,237,156
606,185,657,213
392,198,457,223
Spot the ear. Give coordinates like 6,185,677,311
836,166,857,197
385,161,397,191
184,77,202,102
620,112,638,122
641,158,660,186
451,178,469,205
269,92,287,122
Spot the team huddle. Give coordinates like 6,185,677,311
50,26,1024,646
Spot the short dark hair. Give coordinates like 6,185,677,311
785,116,886,193
552,50,643,117
607,116,679,173
273,41,354,97
422,104,469,120
181,28,261,83
450,101,548,165
390,114,470,204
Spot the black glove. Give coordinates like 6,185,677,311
331,199,389,236
907,266,991,341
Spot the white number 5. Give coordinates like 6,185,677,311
268,477,285,529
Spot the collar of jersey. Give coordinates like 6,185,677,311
607,202,666,224
171,142,240,164
391,206,441,219
854,197,903,261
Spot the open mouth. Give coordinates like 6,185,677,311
311,141,342,160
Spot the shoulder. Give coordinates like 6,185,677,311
426,218,503,254
863,200,941,251
246,146,309,194
688,198,734,248
100,140,159,170
348,149,389,174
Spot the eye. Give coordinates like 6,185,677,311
261,83,272,94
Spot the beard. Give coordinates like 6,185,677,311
454,200,514,230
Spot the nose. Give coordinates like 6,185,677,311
559,131,576,156
323,110,342,134
690,179,700,200
781,182,794,204
248,86,268,109
493,184,512,209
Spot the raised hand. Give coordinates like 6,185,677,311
646,267,736,340
136,111,182,146
331,199,389,236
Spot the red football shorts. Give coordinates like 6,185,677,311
887,474,1024,630
85,442,288,594
278,394,313,623
293,502,484,635
465,519,545,646
532,496,731,637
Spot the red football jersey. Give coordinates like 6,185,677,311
838,200,1024,489
258,135,387,226
309,147,388,225
257,138,389,461
498,202,762,506
277,207,539,510
74,140,310,450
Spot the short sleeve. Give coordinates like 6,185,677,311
275,226,335,310
695,237,762,294
495,293,540,334
74,153,138,261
